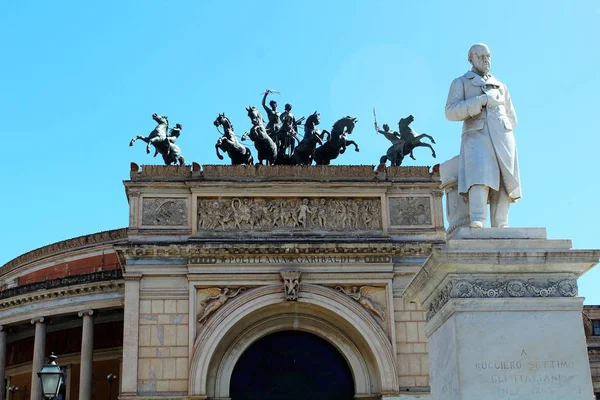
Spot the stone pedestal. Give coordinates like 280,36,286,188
405,228,600,400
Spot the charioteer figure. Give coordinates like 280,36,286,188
276,103,300,160
262,89,281,139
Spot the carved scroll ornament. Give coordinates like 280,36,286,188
426,278,578,321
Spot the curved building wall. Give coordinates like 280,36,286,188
0,229,127,400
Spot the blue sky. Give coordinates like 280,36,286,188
1,1,599,301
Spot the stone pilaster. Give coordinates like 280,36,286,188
78,310,94,400
30,317,46,400
405,228,600,400
121,275,141,396
0,326,6,400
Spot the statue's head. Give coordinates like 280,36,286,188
214,113,228,128
399,115,414,128
171,123,183,137
269,100,277,110
285,103,292,112
342,116,357,134
468,43,491,75
246,106,263,126
152,113,168,125
307,111,321,126
382,123,390,132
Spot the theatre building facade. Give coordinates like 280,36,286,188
0,165,599,400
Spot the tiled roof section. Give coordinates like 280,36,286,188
0,228,128,276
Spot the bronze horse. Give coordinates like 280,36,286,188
313,116,359,165
213,113,254,165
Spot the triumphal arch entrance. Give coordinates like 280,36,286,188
118,164,444,400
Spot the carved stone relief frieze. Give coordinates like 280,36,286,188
335,286,386,321
426,278,578,321
196,287,246,325
142,198,188,226
197,197,382,232
388,196,432,226
281,271,301,301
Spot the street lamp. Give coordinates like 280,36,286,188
8,386,19,400
37,353,63,400
106,373,117,400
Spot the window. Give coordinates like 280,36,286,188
594,320,600,336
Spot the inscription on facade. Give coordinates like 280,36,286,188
197,197,382,231
189,255,391,265
472,351,578,397
142,198,188,226
388,197,432,226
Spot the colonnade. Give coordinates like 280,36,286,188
0,310,96,400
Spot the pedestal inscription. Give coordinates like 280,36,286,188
447,311,594,399
197,197,382,231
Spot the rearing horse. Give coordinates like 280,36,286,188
129,113,169,154
129,113,186,165
292,111,325,165
398,115,436,161
241,107,277,165
313,116,360,165
213,113,254,165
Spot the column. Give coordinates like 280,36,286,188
0,325,7,400
404,228,599,400
30,317,46,400
78,310,94,400
121,275,141,397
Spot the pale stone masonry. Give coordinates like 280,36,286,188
394,298,429,389
138,298,189,394
118,164,445,399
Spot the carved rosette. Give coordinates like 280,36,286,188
280,271,301,301
426,278,579,321
142,198,188,226
388,197,432,226
197,197,381,232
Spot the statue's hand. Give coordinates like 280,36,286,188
217,154,224,160
146,147,151,154
355,147,360,152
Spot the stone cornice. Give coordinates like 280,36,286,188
0,280,124,310
0,269,123,308
128,164,437,182
405,248,600,304
115,240,437,260
0,228,128,276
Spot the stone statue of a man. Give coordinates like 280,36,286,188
445,43,521,228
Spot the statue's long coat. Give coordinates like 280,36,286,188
445,70,521,202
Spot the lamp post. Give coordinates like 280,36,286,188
37,353,63,400
7,386,19,400
106,374,117,400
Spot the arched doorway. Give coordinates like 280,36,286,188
230,330,355,400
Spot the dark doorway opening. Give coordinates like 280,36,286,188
230,330,355,400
